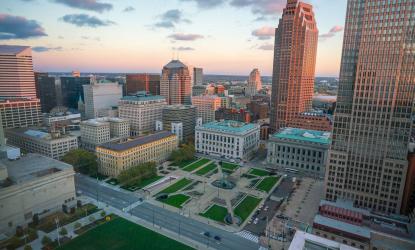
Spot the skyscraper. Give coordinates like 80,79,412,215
125,73,160,96
270,0,318,132
325,0,415,214
60,76,91,110
246,68,262,96
160,60,192,105
193,68,203,86
34,72,57,113
0,45,37,99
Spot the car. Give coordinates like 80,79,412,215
254,218,259,224
214,236,221,241
204,232,211,237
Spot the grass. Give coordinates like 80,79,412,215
199,205,228,223
159,194,191,208
256,176,280,192
121,176,163,191
221,162,239,171
233,196,261,223
174,158,198,168
195,163,217,176
106,178,119,185
249,168,270,177
59,217,193,250
183,158,210,172
157,178,192,194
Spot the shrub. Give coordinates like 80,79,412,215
59,227,68,236
41,236,52,246
24,245,32,250
100,211,106,217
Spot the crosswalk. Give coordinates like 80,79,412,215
236,230,259,243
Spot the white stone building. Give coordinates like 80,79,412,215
83,80,122,119
195,120,260,160
0,154,76,234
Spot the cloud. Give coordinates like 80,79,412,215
258,43,273,50
252,26,274,40
54,0,112,13
230,0,285,18
168,33,204,41
81,36,100,41
319,25,343,40
0,14,47,40
61,14,115,27
174,46,195,51
155,9,190,28
123,6,135,12
180,0,225,9
32,46,63,52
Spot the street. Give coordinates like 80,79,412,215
75,174,259,250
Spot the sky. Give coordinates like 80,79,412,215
0,0,347,76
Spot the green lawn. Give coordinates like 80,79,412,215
59,217,193,250
233,196,262,223
183,158,210,172
159,194,191,208
157,178,192,194
199,205,228,223
221,162,239,171
249,168,270,177
121,176,163,191
195,163,217,176
174,158,198,168
256,176,280,192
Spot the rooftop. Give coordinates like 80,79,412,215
289,231,359,250
81,117,128,126
272,127,331,145
0,45,30,55
121,92,166,102
6,127,76,141
199,120,258,134
163,104,196,110
164,59,187,69
99,131,175,151
1,153,73,186
314,214,372,239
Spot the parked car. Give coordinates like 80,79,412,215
204,232,211,237
214,236,221,241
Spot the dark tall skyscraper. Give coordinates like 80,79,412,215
60,76,91,109
125,74,160,96
270,0,318,132
325,0,415,214
35,72,57,113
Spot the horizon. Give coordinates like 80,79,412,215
1,0,347,77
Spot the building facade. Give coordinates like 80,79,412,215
324,0,415,214
83,80,122,119
0,99,42,129
125,73,160,96
270,0,318,131
162,105,196,142
5,128,78,160
60,76,91,109
96,131,178,177
195,120,260,160
118,92,166,135
0,45,37,99
215,107,251,123
246,69,262,96
267,127,331,176
192,85,206,96
191,95,222,124
160,60,192,105
0,154,75,234
286,112,333,132
80,117,129,151
34,72,57,113
193,67,203,86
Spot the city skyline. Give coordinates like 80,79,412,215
1,0,346,76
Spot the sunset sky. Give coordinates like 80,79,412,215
1,0,347,76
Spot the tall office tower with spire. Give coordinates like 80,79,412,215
325,0,415,214
246,68,262,96
160,60,192,105
0,45,41,128
269,0,318,132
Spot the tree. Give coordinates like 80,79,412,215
62,149,98,175
24,245,32,250
41,236,52,246
59,227,68,236
100,211,106,217
27,228,38,241
117,162,157,185
170,143,195,164
7,236,20,249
